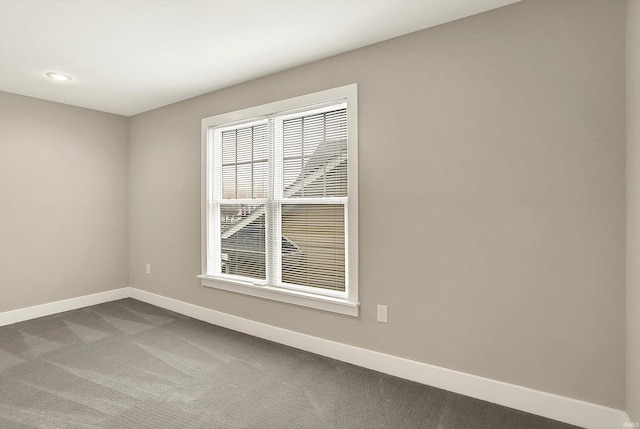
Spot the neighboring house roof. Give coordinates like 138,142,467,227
221,231,299,255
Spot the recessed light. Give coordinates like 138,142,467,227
45,72,73,81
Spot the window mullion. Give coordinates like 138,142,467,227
234,129,238,199
269,116,283,285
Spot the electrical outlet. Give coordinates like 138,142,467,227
145,264,151,275
377,305,388,323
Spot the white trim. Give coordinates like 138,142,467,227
0,288,129,327
200,84,359,315
201,85,356,129
345,84,358,306
197,275,358,316
0,286,630,429
129,288,628,429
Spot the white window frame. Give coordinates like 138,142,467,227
198,84,359,316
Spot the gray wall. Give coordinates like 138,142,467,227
0,92,129,312
628,0,640,423
128,0,626,409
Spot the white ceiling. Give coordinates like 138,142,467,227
0,0,520,117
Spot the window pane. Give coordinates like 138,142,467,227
222,165,236,199
236,164,252,199
220,204,266,280
253,161,268,199
222,130,236,165
281,204,345,292
282,120,302,158
253,125,269,161
236,127,253,163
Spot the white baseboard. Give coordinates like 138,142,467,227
129,287,630,429
0,287,631,429
0,288,129,327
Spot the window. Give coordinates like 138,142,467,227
199,84,358,316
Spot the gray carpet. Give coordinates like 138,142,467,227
0,298,582,429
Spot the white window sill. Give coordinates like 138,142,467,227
197,275,359,317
